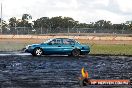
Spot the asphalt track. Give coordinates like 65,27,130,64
0,52,131,88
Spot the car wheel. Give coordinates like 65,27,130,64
72,48,80,57
68,54,72,57
33,48,43,56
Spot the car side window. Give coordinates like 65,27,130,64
63,39,75,45
51,39,62,45
69,40,75,45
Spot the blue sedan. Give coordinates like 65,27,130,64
25,38,90,56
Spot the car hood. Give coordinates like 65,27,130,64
31,43,47,46
81,44,90,49
31,44,40,46
82,44,88,47
27,44,40,47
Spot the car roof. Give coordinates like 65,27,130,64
53,38,73,40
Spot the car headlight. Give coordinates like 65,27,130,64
26,46,28,49
28,46,32,49
26,45,31,49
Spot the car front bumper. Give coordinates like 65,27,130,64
81,50,90,55
24,48,33,53
24,49,29,53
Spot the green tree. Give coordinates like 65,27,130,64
9,17,17,27
50,16,63,29
94,20,112,29
22,14,32,27
77,23,91,28
33,16,79,33
34,17,50,28
22,14,32,21
0,18,8,33
126,21,132,30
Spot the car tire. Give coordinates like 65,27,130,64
68,54,72,57
33,48,43,56
31,52,36,56
72,48,80,57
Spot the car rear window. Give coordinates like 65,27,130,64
63,39,75,45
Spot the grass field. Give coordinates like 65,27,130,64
89,44,132,55
0,38,132,55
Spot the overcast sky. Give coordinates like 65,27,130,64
1,0,132,24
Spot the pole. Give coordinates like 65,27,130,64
1,3,2,34
68,21,69,35
41,27,42,34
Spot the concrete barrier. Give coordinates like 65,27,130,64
0,35,132,41
13,35,32,39
0,35,14,39
115,37,132,41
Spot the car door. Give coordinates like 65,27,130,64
44,39,63,54
61,39,75,54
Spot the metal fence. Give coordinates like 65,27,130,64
1,27,132,35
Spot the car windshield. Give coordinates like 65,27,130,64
75,40,80,44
